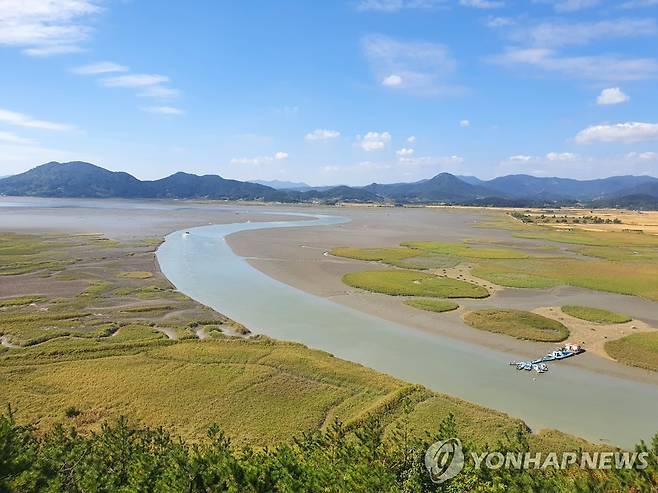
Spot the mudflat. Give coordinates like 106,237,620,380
226,205,658,384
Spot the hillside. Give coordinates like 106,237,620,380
364,173,492,203
0,162,280,201
482,174,658,201
1,161,657,208
0,162,143,198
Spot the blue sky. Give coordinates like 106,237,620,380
1,0,658,185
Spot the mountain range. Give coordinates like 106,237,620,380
0,161,657,209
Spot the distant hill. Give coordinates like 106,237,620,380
590,194,658,211
0,162,280,201
611,181,658,198
456,175,486,186
364,173,493,203
1,161,656,209
298,185,382,204
481,174,658,201
142,172,283,200
251,179,312,190
0,162,143,198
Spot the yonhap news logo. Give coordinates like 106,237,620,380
424,438,465,484
425,438,649,484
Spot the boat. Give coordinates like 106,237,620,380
508,343,583,374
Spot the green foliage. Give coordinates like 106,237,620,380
561,305,632,324
0,296,45,308
118,271,154,279
605,333,658,372
402,241,530,259
0,411,656,492
343,270,489,298
403,299,459,313
464,309,570,342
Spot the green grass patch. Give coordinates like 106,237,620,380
118,271,154,279
330,246,433,269
472,257,658,300
515,228,658,248
605,333,658,371
402,241,530,259
464,309,570,342
0,295,45,307
120,304,174,314
403,299,459,313
561,305,632,324
343,270,489,298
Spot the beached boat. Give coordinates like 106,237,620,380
509,344,583,373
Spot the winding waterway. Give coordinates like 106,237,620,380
156,212,658,448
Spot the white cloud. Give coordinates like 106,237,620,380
102,74,169,88
361,34,460,95
508,154,534,161
460,0,505,8
102,73,179,101
231,152,288,166
626,151,658,160
575,122,658,144
596,87,630,105
0,107,73,131
138,86,180,99
503,18,657,49
621,0,658,6
553,0,600,11
487,16,515,27
459,119,470,128
73,61,128,75
488,16,658,81
356,0,444,12
382,74,403,87
407,135,417,144
546,152,578,161
0,130,34,145
141,106,184,116
396,147,415,156
356,131,391,151
305,129,340,141
489,48,658,81
0,0,101,56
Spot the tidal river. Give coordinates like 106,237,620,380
156,212,658,448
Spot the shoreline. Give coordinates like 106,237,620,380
225,208,658,387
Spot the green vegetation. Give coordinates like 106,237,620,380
331,241,531,271
464,309,570,342
0,411,656,492
561,305,632,324
472,257,658,300
0,230,580,455
605,332,658,372
402,241,529,259
0,296,44,307
343,270,489,298
118,270,154,279
515,228,658,248
403,299,459,313
330,246,429,269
